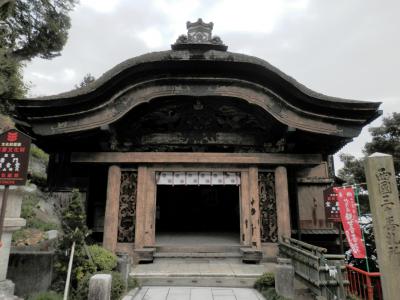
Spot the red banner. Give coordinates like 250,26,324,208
334,187,366,258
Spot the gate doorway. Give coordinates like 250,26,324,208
155,185,240,245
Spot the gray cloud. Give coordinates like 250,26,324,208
23,0,400,171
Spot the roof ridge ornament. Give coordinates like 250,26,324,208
172,18,228,51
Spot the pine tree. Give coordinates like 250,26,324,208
0,0,77,104
53,189,95,292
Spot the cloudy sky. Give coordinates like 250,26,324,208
23,0,400,170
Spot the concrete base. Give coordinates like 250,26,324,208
135,248,155,263
0,280,15,296
88,274,112,300
117,253,131,285
0,233,13,281
240,247,263,264
7,250,54,298
0,185,30,300
275,258,294,299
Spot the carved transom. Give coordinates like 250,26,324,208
109,98,287,152
259,172,278,242
118,171,137,243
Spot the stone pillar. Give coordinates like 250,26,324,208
275,166,291,239
275,258,294,299
249,167,261,249
364,153,400,300
88,274,112,300
0,186,27,298
103,165,121,253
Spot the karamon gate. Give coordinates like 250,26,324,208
11,20,381,262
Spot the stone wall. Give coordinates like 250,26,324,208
6,250,54,298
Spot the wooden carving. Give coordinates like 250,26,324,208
117,171,137,242
259,172,278,242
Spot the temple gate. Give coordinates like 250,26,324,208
10,19,381,263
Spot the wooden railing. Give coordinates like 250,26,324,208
279,236,348,300
346,265,382,300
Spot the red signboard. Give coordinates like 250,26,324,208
323,187,341,222
334,187,366,258
0,129,31,186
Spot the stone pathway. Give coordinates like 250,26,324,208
126,286,265,300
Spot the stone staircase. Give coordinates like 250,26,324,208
131,244,271,288
136,244,262,264
130,260,276,288
153,244,243,261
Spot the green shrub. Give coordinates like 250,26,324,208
21,194,58,231
21,194,39,220
254,272,275,291
27,291,62,300
260,287,288,300
127,276,139,290
53,190,93,291
30,144,49,162
347,295,362,300
12,228,29,243
75,271,126,300
88,244,118,271
28,218,58,231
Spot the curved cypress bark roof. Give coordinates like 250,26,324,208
9,20,381,154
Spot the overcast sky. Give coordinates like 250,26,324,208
23,0,400,171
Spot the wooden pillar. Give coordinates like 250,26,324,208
144,169,156,247
103,165,121,252
240,170,251,246
249,167,261,249
134,166,148,249
275,166,291,239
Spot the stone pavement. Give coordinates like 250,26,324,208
127,286,265,300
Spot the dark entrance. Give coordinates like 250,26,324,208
156,185,240,235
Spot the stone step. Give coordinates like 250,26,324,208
133,275,259,288
154,258,243,264
154,252,242,258
130,261,276,288
155,244,243,253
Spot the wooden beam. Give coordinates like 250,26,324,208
71,152,322,165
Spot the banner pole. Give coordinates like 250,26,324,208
354,185,371,273
0,185,10,248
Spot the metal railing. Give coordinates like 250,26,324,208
346,265,382,300
279,236,348,300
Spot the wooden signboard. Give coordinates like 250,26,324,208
0,129,31,186
323,186,340,223
0,129,31,247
